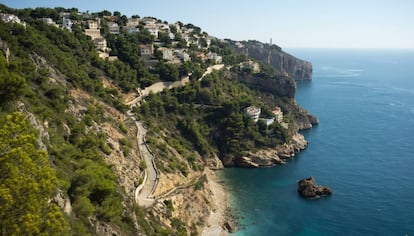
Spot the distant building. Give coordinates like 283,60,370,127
0,13,26,27
140,44,154,57
240,60,260,73
85,28,102,40
141,17,156,26
272,107,283,123
107,22,119,34
169,32,175,40
175,50,190,62
62,17,73,32
87,20,99,29
206,36,212,48
207,52,222,64
126,26,139,34
235,41,244,48
144,25,159,38
40,18,58,27
182,34,191,45
126,18,140,27
93,38,107,51
158,47,174,60
245,106,261,123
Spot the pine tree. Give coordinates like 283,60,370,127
0,112,69,235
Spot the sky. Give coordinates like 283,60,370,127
2,0,414,48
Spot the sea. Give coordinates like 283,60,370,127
222,49,414,236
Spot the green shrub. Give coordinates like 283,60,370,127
118,121,128,133
139,160,147,171
100,142,112,155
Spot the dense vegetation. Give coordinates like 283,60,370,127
137,70,291,169
0,113,69,235
0,5,171,235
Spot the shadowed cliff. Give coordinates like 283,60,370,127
236,73,296,98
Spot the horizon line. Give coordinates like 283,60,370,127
283,47,414,50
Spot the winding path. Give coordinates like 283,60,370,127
126,64,224,208
134,121,159,207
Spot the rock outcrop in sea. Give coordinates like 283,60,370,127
236,133,308,168
297,176,332,198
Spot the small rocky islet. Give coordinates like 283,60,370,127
297,176,332,199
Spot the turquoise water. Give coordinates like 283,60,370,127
223,49,414,236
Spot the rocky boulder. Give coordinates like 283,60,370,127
223,220,236,233
238,150,286,168
297,176,332,199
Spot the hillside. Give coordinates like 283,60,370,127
0,4,317,235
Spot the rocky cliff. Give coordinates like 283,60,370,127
236,133,308,168
234,40,312,80
236,73,296,98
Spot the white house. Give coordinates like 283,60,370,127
175,50,190,62
0,13,25,27
93,38,107,51
107,22,119,34
87,20,99,29
40,18,58,27
245,106,261,123
144,25,159,38
235,41,245,48
158,47,174,60
169,32,175,40
207,52,222,64
206,36,212,48
62,17,73,32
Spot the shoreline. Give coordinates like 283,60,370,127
202,168,235,236
200,132,310,235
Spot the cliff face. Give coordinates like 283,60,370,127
234,41,313,80
237,73,296,98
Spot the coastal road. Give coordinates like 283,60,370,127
134,120,159,207
126,76,189,106
199,64,224,81
126,64,224,106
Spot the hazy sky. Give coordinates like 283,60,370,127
2,0,414,48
